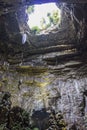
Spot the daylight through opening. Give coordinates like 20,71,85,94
26,3,61,34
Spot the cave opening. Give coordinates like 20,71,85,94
26,2,61,35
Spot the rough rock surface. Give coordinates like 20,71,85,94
0,0,87,130
0,91,67,130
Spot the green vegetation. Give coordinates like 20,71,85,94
27,5,60,34
30,9,60,34
47,10,59,26
27,5,34,14
31,26,40,34
40,17,46,29
34,10,60,34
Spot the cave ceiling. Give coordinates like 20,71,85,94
0,0,87,69
0,0,87,15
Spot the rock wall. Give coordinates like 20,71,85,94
0,61,87,129
0,1,87,130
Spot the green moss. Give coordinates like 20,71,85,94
0,82,2,87
22,92,33,97
16,66,48,75
8,59,21,65
24,80,36,86
33,128,39,130
25,128,32,130
12,124,21,130
2,78,8,83
62,127,67,130
0,66,7,71
24,80,50,87
59,119,66,126
0,124,6,130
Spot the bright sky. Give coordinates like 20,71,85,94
27,3,61,29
